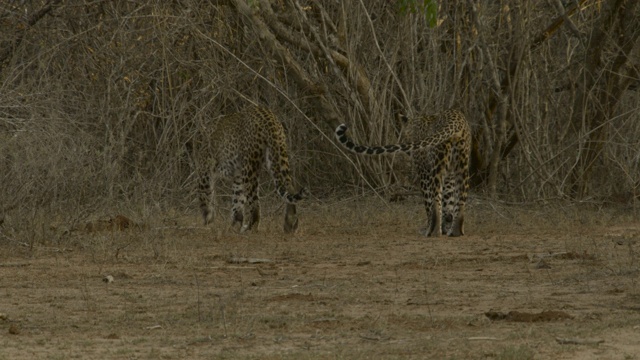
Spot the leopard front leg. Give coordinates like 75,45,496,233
239,168,260,233
230,176,245,228
198,170,215,225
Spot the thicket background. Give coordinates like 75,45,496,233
1,0,639,233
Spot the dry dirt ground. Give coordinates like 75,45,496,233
2,196,640,359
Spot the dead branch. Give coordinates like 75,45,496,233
0,0,62,72
556,337,605,345
229,0,342,126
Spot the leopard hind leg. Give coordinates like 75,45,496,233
416,154,444,237
443,145,469,237
441,173,459,236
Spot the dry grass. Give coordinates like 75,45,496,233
2,2,639,222
1,196,640,359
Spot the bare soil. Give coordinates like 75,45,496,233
2,197,640,359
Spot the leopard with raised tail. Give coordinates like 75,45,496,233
335,109,470,237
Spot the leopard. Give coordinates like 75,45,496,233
190,105,304,233
335,109,471,237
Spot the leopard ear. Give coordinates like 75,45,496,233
395,113,409,124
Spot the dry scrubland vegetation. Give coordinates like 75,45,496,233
1,1,640,359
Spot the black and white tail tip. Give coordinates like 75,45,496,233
335,124,348,140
